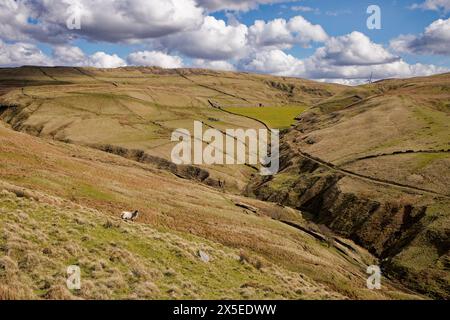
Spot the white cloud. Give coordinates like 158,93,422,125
197,0,294,12
242,49,305,75
127,51,183,68
159,15,326,61
390,18,450,55
160,16,249,60
52,45,86,65
242,32,447,84
51,45,126,68
315,32,399,66
0,41,127,68
304,33,447,81
0,1,325,62
86,52,126,68
316,78,365,86
304,59,447,82
248,16,328,49
288,16,329,44
0,1,447,83
0,0,36,42
192,59,236,71
410,0,450,12
249,19,292,48
0,0,205,43
0,40,51,66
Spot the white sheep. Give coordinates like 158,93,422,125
121,210,139,221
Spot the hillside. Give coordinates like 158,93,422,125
1,66,448,299
0,67,350,192
0,121,417,300
248,73,450,298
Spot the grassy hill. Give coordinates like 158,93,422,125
1,66,448,299
0,67,346,193
0,122,417,300
248,73,450,299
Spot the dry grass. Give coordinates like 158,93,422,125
0,122,418,300
0,67,340,192
0,190,347,300
0,67,440,300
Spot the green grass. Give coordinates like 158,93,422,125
413,106,450,149
75,183,116,201
268,172,297,191
0,190,327,300
315,96,361,114
414,153,449,171
224,106,307,129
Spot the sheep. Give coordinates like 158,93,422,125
121,210,139,221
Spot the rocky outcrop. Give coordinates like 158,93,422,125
0,104,30,131
92,144,225,188
249,159,427,258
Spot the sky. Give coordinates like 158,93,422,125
1,0,450,84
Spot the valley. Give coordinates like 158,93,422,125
0,66,448,299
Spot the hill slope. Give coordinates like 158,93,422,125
0,66,349,192
248,73,450,298
1,67,448,299
0,122,417,300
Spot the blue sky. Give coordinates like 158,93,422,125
1,0,449,83
55,0,448,62
214,0,450,67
